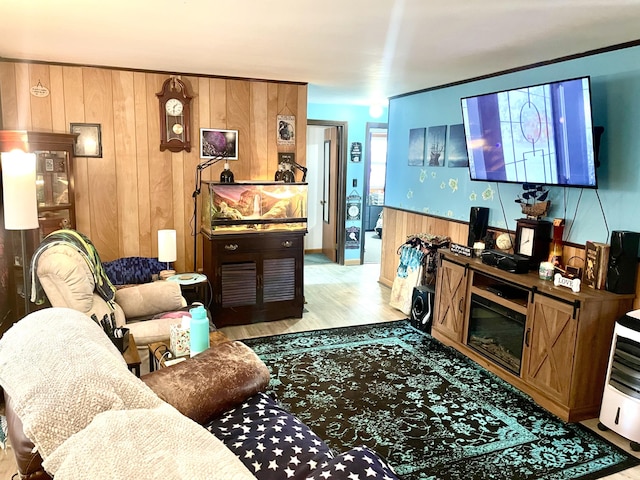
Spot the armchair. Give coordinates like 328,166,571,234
31,230,188,344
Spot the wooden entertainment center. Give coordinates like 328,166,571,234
433,249,635,422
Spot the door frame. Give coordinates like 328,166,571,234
308,119,348,265
361,122,388,264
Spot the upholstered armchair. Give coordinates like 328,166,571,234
32,235,188,344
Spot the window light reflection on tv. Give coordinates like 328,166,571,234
461,76,597,188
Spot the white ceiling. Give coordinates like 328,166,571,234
1,0,640,107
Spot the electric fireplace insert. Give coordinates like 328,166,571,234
467,293,526,375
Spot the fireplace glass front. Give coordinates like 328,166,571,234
467,293,526,375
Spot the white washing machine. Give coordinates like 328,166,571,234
598,309,640,451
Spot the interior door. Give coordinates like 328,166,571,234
322,128,338,262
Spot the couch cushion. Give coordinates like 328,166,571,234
142,340,270,424
36,246,95,312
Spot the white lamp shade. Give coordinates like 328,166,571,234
158,229,177,263
1,149,39,230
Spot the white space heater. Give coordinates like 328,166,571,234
598,310,640,451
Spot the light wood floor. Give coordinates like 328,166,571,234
1,258,639,479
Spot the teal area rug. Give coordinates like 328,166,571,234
242,320,639,480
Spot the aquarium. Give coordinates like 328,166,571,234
201,181,308,234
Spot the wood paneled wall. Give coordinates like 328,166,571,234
380,207,640,309
0,61,307,272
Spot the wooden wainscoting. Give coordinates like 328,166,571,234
0,60,307,272
379,207,469,287
379,207,640,310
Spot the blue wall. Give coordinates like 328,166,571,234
307,103,388,261
386,44,640,245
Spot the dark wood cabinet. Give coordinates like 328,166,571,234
0,131,77,327
202,231,305,327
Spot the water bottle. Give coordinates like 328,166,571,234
189,305,210,357
220,162,235,183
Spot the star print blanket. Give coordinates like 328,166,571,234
206,392,399,480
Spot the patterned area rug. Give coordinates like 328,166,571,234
242,320,639,480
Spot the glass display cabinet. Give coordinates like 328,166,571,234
200,181,308,327
0,131,77,326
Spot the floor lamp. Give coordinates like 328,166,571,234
191,155,225,272
1,149,39,316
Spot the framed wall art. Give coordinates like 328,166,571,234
408,128,425,166
277,115,295,146
200,128,238,159
426,125,447,167
346,226,361,249
447,124,469,168
70,123,102,158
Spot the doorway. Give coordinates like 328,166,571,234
362,122,388,265
305,120,348,265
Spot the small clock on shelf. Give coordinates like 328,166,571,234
514,218,552,267
156,77,192,153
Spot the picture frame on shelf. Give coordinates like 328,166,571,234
200,128,238,159
70,123,102,158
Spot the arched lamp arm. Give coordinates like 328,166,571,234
288,160,308,182
192,155,226,272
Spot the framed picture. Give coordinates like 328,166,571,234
70,123,102,158
408,128,425,166
350,142,362,162
277,115,295,146
426,125,447,167
346,226,361,249
200,128,238,159
447,124,469,168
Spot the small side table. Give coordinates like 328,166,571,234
122,334,141,377
166,273,210,306
147,330,229,372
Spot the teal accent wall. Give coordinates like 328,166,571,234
307,103,388,261
386,44,640,245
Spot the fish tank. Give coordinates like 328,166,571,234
201,181,308,235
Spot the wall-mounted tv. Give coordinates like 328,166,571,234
461,76,598,188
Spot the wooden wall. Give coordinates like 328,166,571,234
379,207,640,309
0,61,307,272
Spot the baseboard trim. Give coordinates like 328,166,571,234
344,259,361,266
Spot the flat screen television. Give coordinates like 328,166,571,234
461,76,598,188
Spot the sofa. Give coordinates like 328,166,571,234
0,308,400,480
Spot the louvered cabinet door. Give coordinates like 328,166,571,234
221,260,258,308
203,232,305,327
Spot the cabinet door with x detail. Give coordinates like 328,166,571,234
433,259,468,343
524,295,577,405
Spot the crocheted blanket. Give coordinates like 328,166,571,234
0,308,255,480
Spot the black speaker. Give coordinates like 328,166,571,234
467,206,490,247
411,285,435,333
606,230,640,294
